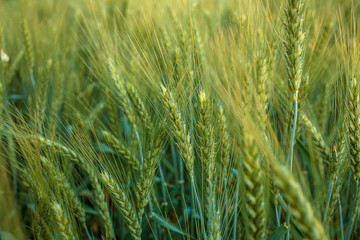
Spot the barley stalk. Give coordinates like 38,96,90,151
328,118,348,218
161,84,207,238
284,0,306,173
209,209,221,240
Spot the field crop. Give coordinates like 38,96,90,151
0,0,360,239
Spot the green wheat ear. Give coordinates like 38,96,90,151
2,0,360,239
243,133,266,240
22,20,34,72
272,162,327,240
135,130,164,215
160,84,194,179
349,77,360,180
52,201,74,240
101,171,142,240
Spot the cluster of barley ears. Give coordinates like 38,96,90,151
1,0,360,239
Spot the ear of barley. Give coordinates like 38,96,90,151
50,73,65,132
36,58,52,126
5,50,24,83
105,88,119,134
40,156,87,231
29,135,114,239
135,130,164,215
284,0,306,174
161,26,172,57
193,18,207,71
198,90,216,223
243,133,266,240
101,171,142,240
52,201,74,240
273,163,327,240
170,10,188,66
348,77,360,235
312,24,332,61
218,105,230,170
101,130,140,170
160,84,207,237
317,83,330,131
284,0,305,102
257,56,269,130
125,82,152,135
301,113,330,169
22,20,34,72
108,58,137,128
22,173,53,239
173,46,185,82
348,77,360,180
160,84,194,179
301,114,327,147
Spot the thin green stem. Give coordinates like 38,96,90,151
338,194,344,240
233,176,240,240
323,178,334,225
289,100,298,173
286,99,298,240
191,177,207,240
347,180,358,240
135,129,143,168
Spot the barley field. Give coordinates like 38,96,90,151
0,0,359,239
